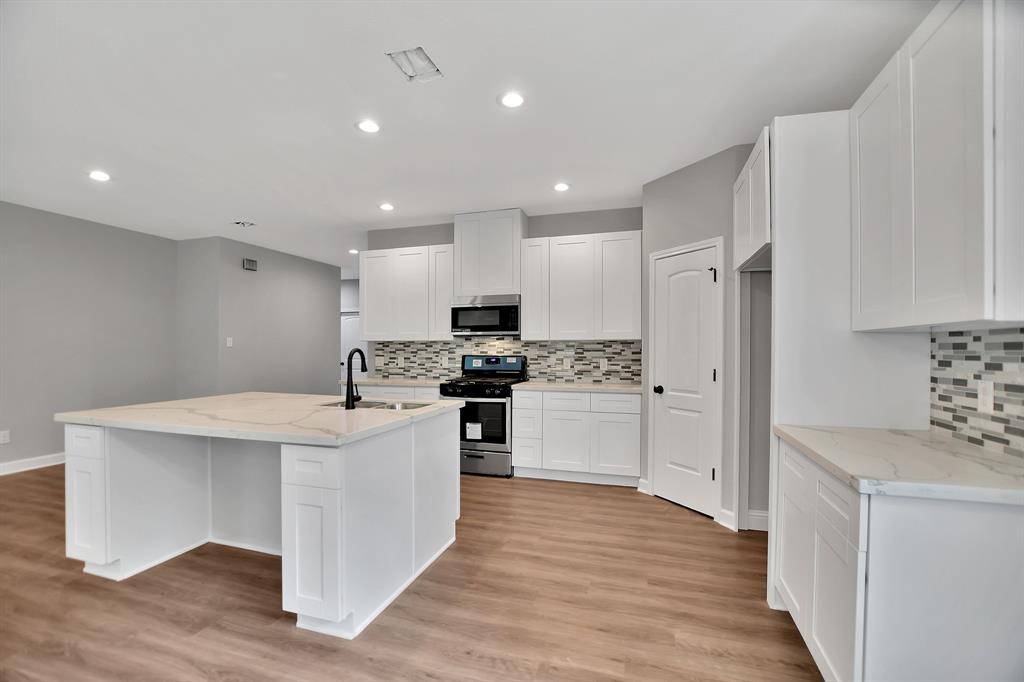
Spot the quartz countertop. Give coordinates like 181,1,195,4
340,376,450,387
55,392,463,448
775,424,1024,506
513,381,643,394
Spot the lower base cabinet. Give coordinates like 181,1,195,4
512,391,640,479
281,483,343,621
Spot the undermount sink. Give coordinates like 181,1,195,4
319,400,430,411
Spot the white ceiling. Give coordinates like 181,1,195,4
1,0,934,268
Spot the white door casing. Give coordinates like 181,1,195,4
649,239,723,517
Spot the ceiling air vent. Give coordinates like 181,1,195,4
386,47,443,83
241,258,258,272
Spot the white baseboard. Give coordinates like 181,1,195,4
0,452,65,476
746,509,769,532
716,508,739,532
637,478,653,495
208,537,282,557
514,467,639,488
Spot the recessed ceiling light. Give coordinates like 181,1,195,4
357,119,380,133
554,182,570,192
500,91,524,108
348,249,359,255
88,169,110,182
379,202,395,211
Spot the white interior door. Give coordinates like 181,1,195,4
340,314,367,380
651,243,722,516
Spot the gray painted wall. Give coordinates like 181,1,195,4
0,202,178,464
0,202,342,465
216,238,341,395
367,223,454,250
748,272,772,512
366,207,642,250
640,144,752,514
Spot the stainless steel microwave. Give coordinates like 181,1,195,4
450,295,520,337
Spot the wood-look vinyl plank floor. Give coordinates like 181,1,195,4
0,465,819,681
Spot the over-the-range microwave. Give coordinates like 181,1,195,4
450,295,520,337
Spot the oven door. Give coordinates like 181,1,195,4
450,304,519,337
457,397,511,453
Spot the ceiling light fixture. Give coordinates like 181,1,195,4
88,169,111,182
348,249,359,255
379,203,394,211
233,220,255,228
500,91,524,108
387,47,443,83
357,119,380,133
554,182,570,192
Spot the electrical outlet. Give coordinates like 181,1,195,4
563,357,572,370
0,430,10,445
225,337,234,348
397,356,405,368
599,358,609,371
440,352,450,367
978,380,995,414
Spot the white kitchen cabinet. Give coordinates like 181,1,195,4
413,387,440,401
733,126,772,271
427,244,454,341
453,209,527,296
810,515,864,682
359,250,393,341
520,237,550,340
281,484,343,621
359,246,443,341
589,412,641,476
359,386,416,401
512,408,543,439
851,0,1024,330
593,231,641,339
776,444,815,631
549,234,595,339
542,410,591,472
65,454,108,564
511,437,543,468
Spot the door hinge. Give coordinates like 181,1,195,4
707,266,717,283
712,467,716,482
713,368,717,382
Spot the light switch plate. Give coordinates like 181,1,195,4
599,358,609,371
0,430,10,445
563,357,572,369
441,352,450,367
978,379,995,414
225,337,234,348
397,356,405,368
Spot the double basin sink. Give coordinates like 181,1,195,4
320,400,432,411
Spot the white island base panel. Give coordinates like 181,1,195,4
63,411,459,640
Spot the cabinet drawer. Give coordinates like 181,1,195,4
542,392,591,412
512,438,543,468
590,393,641,414
281,445,343,489
413,387,440,401
815,467,865,551
512,390,544,410
512,409,543,439
360,386,416,401
65,424,105,460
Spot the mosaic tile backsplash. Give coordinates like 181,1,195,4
931,328,1024,458
372,338,642,384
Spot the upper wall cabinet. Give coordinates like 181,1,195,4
520,237,550,341
454,209,528,296
851,0,1024,330
359,245,452,341
733,126,772,271
427,244,454,341
523,230,641,341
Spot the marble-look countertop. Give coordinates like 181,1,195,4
775,425,1024,506
55,392,463,448
340,376,451,387
513,381,643,394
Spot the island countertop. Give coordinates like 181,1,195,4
55,392,463,448
775,424,1024,506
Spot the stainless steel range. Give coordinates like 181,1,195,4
440,355,527,477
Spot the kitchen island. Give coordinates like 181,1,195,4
55,392,462,639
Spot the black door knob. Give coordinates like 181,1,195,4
653,385,664,394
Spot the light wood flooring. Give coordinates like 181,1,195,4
0,465,819,681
